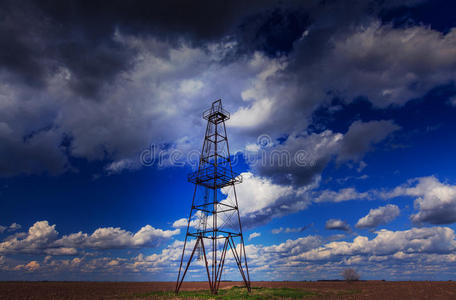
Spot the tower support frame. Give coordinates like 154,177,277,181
175,99,251,294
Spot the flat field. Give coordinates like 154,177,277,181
0,280,455,299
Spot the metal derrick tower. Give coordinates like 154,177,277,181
175,99,251,295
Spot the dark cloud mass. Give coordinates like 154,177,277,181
337,120,400,162
0,0,453,178
0,1,52,87
251,120,399,187
0,0,380,95
0,0,294,92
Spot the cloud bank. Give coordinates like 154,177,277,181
0,221,179,255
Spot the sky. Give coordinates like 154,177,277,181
1,0,456,281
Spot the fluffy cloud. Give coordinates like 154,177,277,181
250,120,399,189
176,149,386,230
0,221,179,255
356,204,400,229
55,225,180,250
8,223,21,231
0,35,272,175
295,227,456,262
248,232,261,241
278,20,456,121
315,188,370,203
232,19,456,155
172,218,192,229
326,23,456,107
262,236,322,255
250,130,342,187
382,176,456,224
221,172,314,227
325,219,351,232
0,221,59,255
4,226,456,281
271,226,308,234
173,171,314,230
0,223,21,234
14,261,40,272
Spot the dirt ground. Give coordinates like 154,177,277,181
0,280,455,299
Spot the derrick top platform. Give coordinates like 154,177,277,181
188,165,242,189
203,99,230,123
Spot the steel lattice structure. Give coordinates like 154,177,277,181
175,99,251,295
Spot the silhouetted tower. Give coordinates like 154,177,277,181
175,99,251,294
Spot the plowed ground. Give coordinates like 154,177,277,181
0,280,455,299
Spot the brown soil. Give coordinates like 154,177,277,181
0,280,455,299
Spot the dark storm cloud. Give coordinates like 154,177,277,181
57,39,134,98
0,0,295,97
0,0,315,177
0,128,68,176
0,0,446,178
337,120,400,162
0,0,134,98
250,131,341,187
236,7,310,57
0,1,51,87
0,0,400,97
251,120,399,187
0,0,431,94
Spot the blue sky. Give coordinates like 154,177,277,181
1,0,456,281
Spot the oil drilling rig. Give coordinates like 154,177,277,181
175,99,251,294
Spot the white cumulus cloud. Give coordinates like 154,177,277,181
356,204,400,229
0,221,179,255
381,176,456,224
248,232,261,241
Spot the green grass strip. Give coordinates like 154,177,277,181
135,286,320,299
